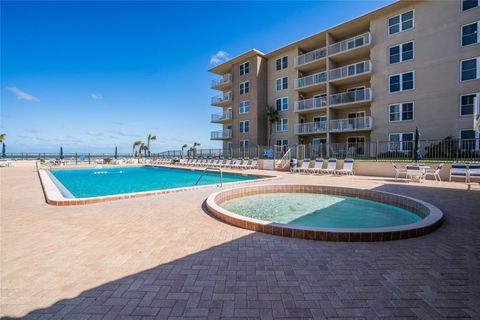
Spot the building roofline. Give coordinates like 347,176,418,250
208,49,265,75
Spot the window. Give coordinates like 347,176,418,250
388,10,414,35
460,130,479,150
276,139,288,147
239,120,249,133
462,0,478,11
239,81,249,94
276,77,288,91
389,71,414,93
389,133,414,151
239,100,249,114
275,97,288,111
276,118,288,132
460,93,479,115
389,102,414,122
461,57,480,81
239,62,249,76
462,22,479,46
276,56,288,71
389,41,414,64
239,140,249,151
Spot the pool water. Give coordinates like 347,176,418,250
221,193,421,228
50,166,257,198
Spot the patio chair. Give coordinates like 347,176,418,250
449,163,468,182
468,163,480,183
239,158,250,169
392,163,407,180
424,163,444,182
336,159,354,175
406,165,426,182
307,158,324,174
245,158,258,169
230,159,242,169
292,159,310,173
319,158,337,174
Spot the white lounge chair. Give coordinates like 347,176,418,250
336,159,354,175
393,163,407,180
468,163,480,183
230,159,242,169
424,163,443,182
319,158,337,174
450,163,468,182
308,159,324,174
292,159,310,173
246,158,258,169
406,165,425,182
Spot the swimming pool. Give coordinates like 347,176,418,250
221,193,421,228
49,166,258,198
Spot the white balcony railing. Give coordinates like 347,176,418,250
329,88,372,107
329,60,372,81
211,110,232,122
295,121,328,135
295,71,327,89
294,96,327,112
211,129,232,140
211,73,232,88
295,47,327,67
328,32,371,56
329,116,372,132
211,91,232,105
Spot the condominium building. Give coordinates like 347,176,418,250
209,0,480,156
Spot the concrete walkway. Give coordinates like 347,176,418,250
1,164,479,319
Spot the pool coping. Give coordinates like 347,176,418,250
206,184,444,242
38,165,281,206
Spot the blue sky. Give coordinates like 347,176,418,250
1,0,395,154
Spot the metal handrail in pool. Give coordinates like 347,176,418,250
195,167,223,187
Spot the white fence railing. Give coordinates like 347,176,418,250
210,129,232,140
211,73,232,88
329,60,372,81
328,32,371,56
294,97,328,112
329,116,372,132
295,121,328,134
295,71,327,89
294,47,327,67
329,88,372,107
211,91,232,105
211,110,232,122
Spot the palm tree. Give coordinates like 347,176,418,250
181,144,188,158
138,143,146,159
132,140,141,158
266,105,279,147
191,142,200,157
0,133,5,144
147,134,156,157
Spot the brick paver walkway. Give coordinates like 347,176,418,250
1,164,479,319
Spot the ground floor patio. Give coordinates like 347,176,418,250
1,163,479,319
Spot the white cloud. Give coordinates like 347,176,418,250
86,130,103,137
6,87,39,101
90,93,103,100
210,50,230,66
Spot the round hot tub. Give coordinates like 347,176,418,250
206,185,443,241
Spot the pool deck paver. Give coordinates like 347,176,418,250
1,163,480,319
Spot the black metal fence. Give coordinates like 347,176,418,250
3,138,479,163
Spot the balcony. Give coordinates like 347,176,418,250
295,121,328,135
328,32,372,58
294,96,327,113
294,71,327,92
329,88,372,108
211,129,232,140
211,73,232,90
211,91,232,107
294,47,327,71
328,60,372,84
211,110,232,123
329,116,372,132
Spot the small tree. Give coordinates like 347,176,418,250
266,105,279,147
147,134,156,157
181,144,188,158
132,140,142,158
